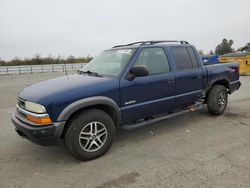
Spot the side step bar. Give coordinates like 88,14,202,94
122,102,204,130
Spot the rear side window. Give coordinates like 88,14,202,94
134,48,170,75
187,47,199,68
172,47,193,70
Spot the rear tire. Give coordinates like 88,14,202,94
207,85,228,115
65,109,115,161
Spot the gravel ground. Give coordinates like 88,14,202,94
0,73,249,188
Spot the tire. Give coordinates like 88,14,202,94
64,109,115,161
207,85,228,115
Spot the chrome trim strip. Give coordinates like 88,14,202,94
16,105,49,118
17,97,25,102
230,80,240,84
15,109,52,126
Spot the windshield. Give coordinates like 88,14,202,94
81,48,136,77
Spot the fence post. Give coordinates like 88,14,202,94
42,65,43,73
52,66,54,72
6,67,8,74
62,65,64,72
19,66,21,74
31,66,33,74
72,64,73,70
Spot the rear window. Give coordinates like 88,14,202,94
187,47,199,68
172,47,194,70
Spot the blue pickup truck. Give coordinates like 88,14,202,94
11,41,241,160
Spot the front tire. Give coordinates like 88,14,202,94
207,85,228,115
65,109,115,161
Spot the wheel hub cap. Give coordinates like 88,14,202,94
79,121,107,152
218,91,226,110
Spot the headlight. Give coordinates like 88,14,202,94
25,101,46,113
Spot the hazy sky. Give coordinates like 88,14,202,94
0,0,249,60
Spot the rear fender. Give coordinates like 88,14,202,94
205,77,230,100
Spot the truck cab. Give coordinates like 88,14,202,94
119,42,205,122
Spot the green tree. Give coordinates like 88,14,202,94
0,55,93,66
0,58,4,66
67,55,76,64
198,50,204,55
215,38,235,55
237,43,250,52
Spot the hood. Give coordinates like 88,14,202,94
19,74,119,108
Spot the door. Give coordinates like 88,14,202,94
171,46,203,107
120,47,175,122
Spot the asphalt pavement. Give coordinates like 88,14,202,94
0,72,249,188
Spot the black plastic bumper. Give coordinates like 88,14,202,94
229,80,241,94
11,112,66,146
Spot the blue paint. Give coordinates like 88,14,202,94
17,43,240,124
202,55,219,64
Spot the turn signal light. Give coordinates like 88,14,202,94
26,115,52,124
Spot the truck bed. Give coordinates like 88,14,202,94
204,61,240,93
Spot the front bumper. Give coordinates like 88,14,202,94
11,111,66,146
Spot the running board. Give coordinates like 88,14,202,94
122,103,204,130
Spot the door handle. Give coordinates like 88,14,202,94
168,78,175,84
191,75,202,79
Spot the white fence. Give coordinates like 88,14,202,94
0,63,87,75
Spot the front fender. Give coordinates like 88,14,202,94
57,96,121,125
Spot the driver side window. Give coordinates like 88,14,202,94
134,48,170,75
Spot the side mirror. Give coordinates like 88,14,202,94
127,65,149,80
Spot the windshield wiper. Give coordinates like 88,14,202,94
79,70,103,77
